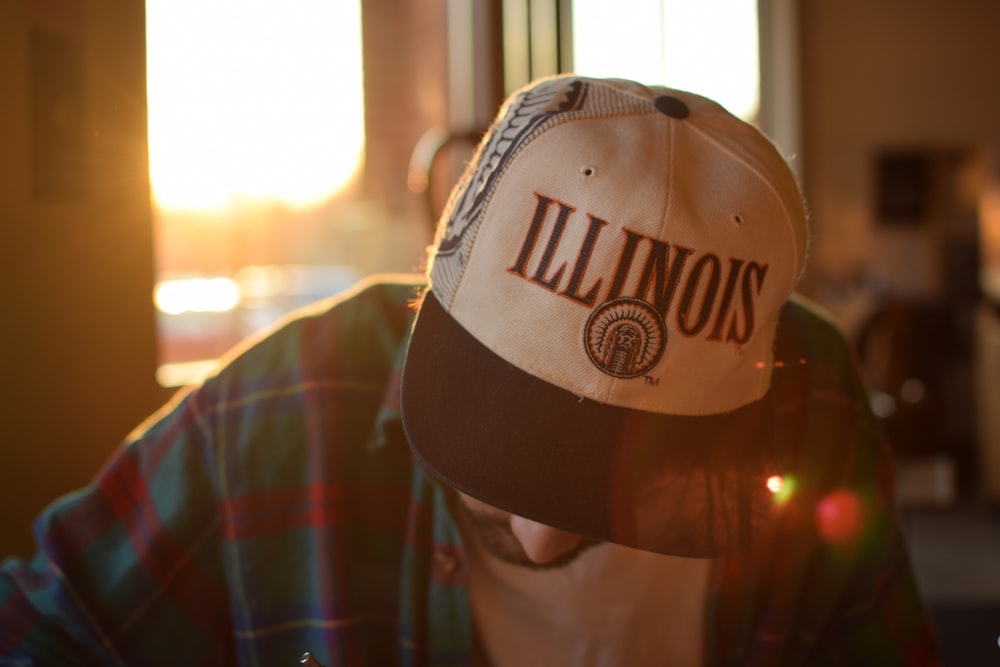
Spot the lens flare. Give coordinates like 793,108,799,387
815,489,865,547
767,473,796,505
766,474,784,494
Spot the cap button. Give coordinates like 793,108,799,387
654,95,689,119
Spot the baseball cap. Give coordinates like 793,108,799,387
400,75,808,558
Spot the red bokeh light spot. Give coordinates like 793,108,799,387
815,489,864,546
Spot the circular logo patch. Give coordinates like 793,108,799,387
584,298,666,378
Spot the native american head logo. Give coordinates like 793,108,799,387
584,298,666,378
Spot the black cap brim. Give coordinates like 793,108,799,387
400,290,778,558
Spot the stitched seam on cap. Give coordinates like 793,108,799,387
683,122,804,281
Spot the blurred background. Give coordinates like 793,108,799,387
1,0,999,662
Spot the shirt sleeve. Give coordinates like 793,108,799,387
777,296,942,665
0,279,425,667
0,385,234,666
805,430,941,665
708,296,942,666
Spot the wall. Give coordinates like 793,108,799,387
799,0,1000,489
0,0,162,558
361,0,451,226
800,0,1000,312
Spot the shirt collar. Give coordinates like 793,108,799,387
368,325,412,452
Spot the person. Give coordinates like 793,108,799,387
0,75,938,666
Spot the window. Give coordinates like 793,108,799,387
146,1,387,387
571,0,760,121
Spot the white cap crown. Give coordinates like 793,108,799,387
428,76,807,416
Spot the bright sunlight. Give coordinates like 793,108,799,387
145,0,364,213
572,0,760,121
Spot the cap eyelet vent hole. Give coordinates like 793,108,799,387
580,165,596,177
733,213,745,225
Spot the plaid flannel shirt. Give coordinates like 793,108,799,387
0,277,939,666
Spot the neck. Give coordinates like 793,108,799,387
458,509,713,667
